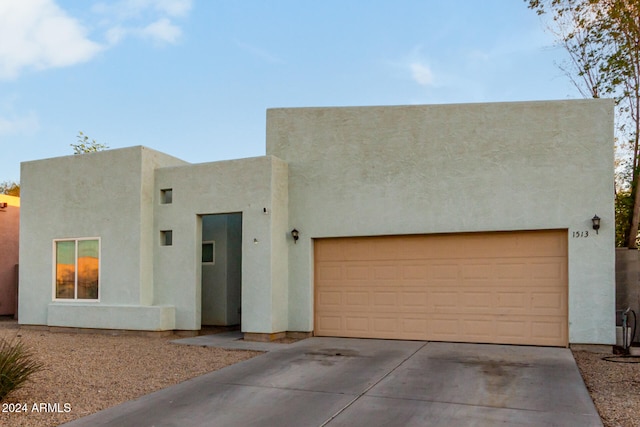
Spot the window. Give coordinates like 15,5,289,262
54,238,100,300
202,241,215,264
160,189,172,204
161,230,173,246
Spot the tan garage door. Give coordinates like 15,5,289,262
314,230,568,346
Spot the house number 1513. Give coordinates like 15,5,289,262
572,231,590,238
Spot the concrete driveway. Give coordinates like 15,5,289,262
63,336,602,427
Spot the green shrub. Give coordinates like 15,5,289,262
0,338,43,400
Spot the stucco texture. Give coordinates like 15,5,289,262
153,156,288,332
19,147,187,329
18,100,615,345
267,99,615,344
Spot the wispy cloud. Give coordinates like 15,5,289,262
0,111,39,136
399,46,437,88
140,18,182,44
95,0,192,46
106,17,182,46
235,40,283,64
0,0,103,80
410,62,434,86
93,0,192,20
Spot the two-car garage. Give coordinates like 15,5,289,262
314,230,568,347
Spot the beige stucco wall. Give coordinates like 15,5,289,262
267,99,616,344
153,156,288,332
19,146,187,329
0,195,19,316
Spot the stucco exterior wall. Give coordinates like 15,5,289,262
153,156,288,332
0,195,19,316
267,99,615,344
19,146,186,329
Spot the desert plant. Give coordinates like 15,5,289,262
0,338,43,400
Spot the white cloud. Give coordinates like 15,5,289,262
94,0,192,19
153,0,192,17
0,0,103,80
397,46,438,88
105,26,127,46
0,112,39,136
410,62,434,86
140,18,181,44
94,0,191,45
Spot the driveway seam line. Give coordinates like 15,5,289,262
318,341,430,427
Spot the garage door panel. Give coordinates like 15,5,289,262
402,264,430,280
316,263,343,280
531,292,565,314
495,262,527,279
345,262,371,280
373,317,398,333
317,290,342,307
462,291,493,310
315,230,568,346
345,316,369,332
400,291,428,307
317,315,342,333
531,261,565,279
496,319,529,339
531,319,565,341
461,263,492,280
372,291,396,306
373,264,399,279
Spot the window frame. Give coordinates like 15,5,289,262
52,237,101,302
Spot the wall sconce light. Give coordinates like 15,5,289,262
592,215,601,234
263,207,269,215
291,228,299,243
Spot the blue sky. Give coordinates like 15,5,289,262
0,0,577,182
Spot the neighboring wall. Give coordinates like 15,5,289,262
19,147,187,330
267,99,616,344
616,248,640,338
0,195,19,316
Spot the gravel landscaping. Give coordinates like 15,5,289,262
0,318,638,427
0,322,261,427
573,350,640,427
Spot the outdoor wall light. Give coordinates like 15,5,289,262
0,202,6,209
291,228,299,243
592,215,601,234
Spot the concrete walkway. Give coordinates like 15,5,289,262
63,335,602,427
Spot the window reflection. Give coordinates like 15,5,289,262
56,241,75,298
55,239,99,300
77,240,99,299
